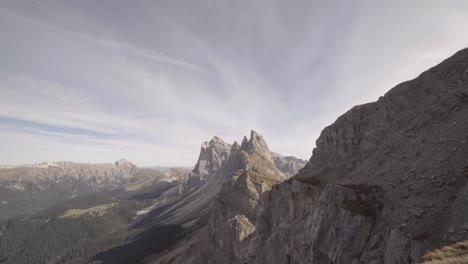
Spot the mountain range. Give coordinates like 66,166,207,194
1,48,468,263
0,131,306,263
0,159,189,221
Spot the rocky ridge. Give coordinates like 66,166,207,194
183,132,306,191
244,48,468,263
185,136,232,190
25,159,138,186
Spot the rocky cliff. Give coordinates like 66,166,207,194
245,48,468,263
151,131,306,263
185,136,232,190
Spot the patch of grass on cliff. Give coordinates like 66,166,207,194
236,216,254,229
421,241,468,264
91,224,186,263
60,203,118,218
248,171,281,187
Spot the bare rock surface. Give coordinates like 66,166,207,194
246,48,468,264
186,136,232,189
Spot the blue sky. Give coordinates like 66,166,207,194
1,0,468,166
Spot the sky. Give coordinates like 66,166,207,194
1,0,468,167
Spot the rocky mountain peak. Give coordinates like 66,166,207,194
201,136,230,150
239,130,272,161
188,136,232,186
231,141,241,151
114,159,135,167
241,135,249,147
250,129,260,138
210,136,224,143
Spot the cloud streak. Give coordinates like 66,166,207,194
0,6,206,73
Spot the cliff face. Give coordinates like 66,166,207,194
247,48,468,263
250,181,429,263
186,137,232,189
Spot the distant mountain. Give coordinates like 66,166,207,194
185,132,306,191
159,131,305,226
0,161,190,264
0,159,188,220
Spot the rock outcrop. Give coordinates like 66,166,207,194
271,153,308,178
246,48,468,263
185,136,232,190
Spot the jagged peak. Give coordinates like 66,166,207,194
210,136,228,145
189,136,232,184
114,159,135,167
249,130,267,147
240,130,271,158
231,141,241,151
250,130,260,139
241,136,249,148
202,136,229,150
246,130,271,157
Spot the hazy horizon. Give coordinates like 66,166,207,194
1,0,468,167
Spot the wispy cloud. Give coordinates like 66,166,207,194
82,36,208,73
0,6,206,73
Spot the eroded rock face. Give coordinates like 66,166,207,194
247,48,468,263
271,153,307,178
187,136,232,189
248,180,429,264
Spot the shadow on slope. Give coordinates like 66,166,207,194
91,224,186,264
127,181,178,200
